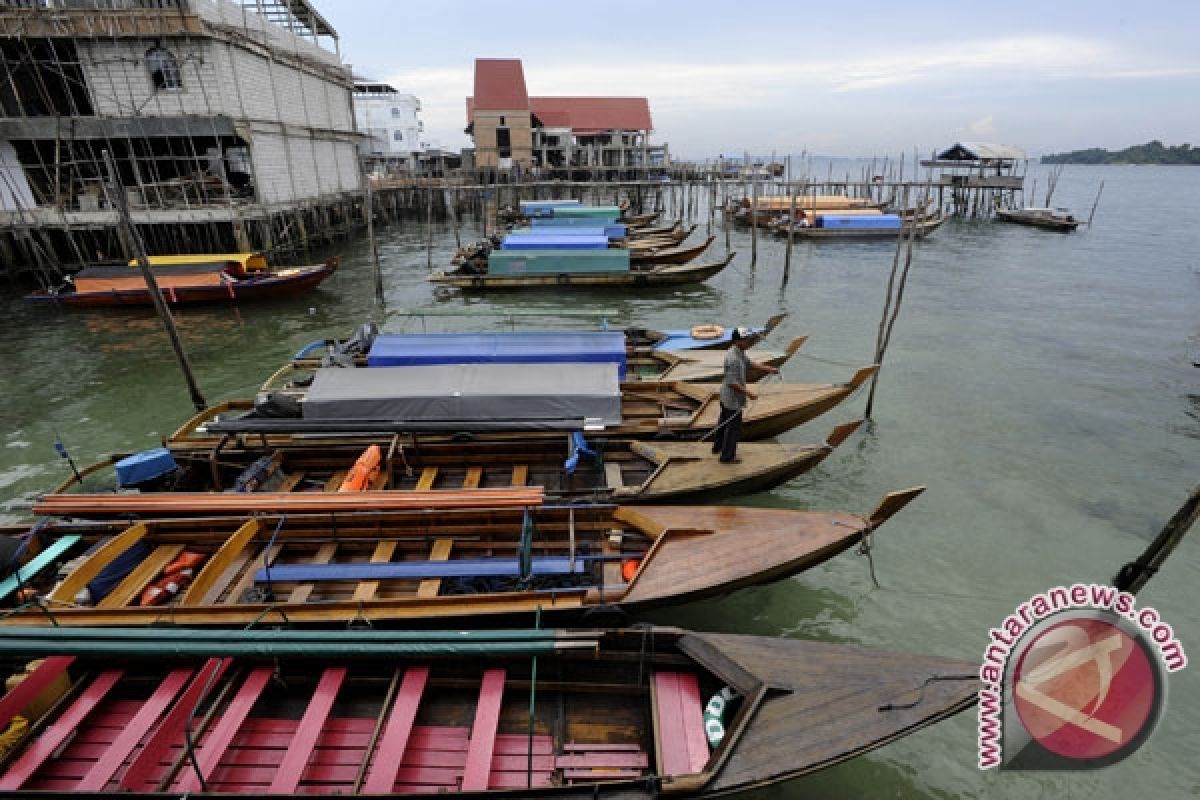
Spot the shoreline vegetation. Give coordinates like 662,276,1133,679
1041,140,1199,165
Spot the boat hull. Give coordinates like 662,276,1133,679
24,263,336,308
429,254,733,290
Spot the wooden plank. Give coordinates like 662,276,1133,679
510,464,528,486
651,672,708,777
324,470,347,491
78,669,194,791
605,462,625,488
361,667,430,793
173,666,273,792
0,534,81,602
98,544,184,609
462,467,482,489
48,523,149,603
351,541,397,603
287,541,337,604
415,467,438,490
461,668,505,791
219,544,280,606
0,656,75,731
267,667,347,794
180,519,262,605
118,658,231,791
0,671,122,790
277,471,306,493
415,539,453,599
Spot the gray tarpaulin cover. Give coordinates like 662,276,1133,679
302,363,622,426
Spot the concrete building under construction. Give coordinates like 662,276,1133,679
0,0,362,280
466,58,668,179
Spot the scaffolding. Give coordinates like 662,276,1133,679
0,0,362,282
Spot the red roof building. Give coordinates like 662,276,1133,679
466,59,665,173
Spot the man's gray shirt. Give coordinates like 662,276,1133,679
720,347,749,409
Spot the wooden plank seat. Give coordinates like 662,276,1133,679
650,672,710,777
462,668,505,791
559,741,650,782
253,556,589,584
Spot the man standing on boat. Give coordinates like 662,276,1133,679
713,327,778,463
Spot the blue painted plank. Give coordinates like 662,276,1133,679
0,534,81,602
254,556,586,583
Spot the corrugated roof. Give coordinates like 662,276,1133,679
472,59,529,110
531,97,652,132
936,142,1028,161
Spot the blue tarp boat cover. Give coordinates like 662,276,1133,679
817,214,902,229
530,218,627,236
366,332,627,378
649,323,769,351
500,234,609,250
303,363,622,427
115,448,177,487
513,225,627,239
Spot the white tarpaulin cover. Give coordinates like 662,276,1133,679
302,363,622,426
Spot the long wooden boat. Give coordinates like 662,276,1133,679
627,236,714,265
50,419,861,507
629,223,693,243
429,252,733,291
0,625,976,797
10,487,920,626
995,207,1080,232
620,209,662,227
167,365,876,448
778,211,947,239
24,257,338,308
277,335,805,388
626,312,787,352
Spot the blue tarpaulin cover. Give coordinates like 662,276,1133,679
817,214,902,229
530,219,628,237
366,332,627,377
115,448,177,487
512,225,627,239
501,234,609,250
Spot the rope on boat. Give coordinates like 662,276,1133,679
859,528,880,589
181,657,228,793
878,673,978,712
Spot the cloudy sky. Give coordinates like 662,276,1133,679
316,0,1200,158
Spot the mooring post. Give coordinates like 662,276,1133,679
101,150,206,412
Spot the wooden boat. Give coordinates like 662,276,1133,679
778,211,947,239
627,236,714,265
50,419,861,506
166,365,876,447
24,255,338,308
629,222,693,243
625,221,681,237
626,312,787,352
620,209,662,227
11,486,920,626
286,332,804,383
995,207,1081,232
0,625,976,797
429,252,733,291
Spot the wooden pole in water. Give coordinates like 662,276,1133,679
750,159,758,266
101,150,206,412
865,186,920,419
366,180,383,304
1086,180,1105,227
1113,483,1200,594
425,178,434,269
783,176,797,287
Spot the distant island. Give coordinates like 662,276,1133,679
1041,140,1199,165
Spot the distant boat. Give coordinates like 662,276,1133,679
995,207,1081,232
777,211,947,240
430,252,734,290
0,626,976,796
24,253,337,308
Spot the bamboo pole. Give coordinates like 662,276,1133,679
783,176,797,287
366,180,383,305
1086,180,1105,227
101,150,206,412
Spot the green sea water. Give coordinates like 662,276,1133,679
1,163,1197,799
